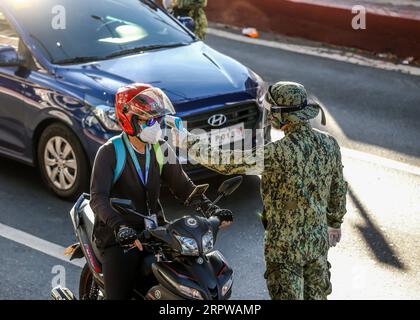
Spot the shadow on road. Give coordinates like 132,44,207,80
206,35,420,162
349,187,406,270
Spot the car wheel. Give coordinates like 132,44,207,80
37,123,89,200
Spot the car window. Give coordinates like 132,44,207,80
3,0,195,64
0,11,19,48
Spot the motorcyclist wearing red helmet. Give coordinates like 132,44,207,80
90,83,233,299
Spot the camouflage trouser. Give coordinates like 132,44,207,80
264,255,332,300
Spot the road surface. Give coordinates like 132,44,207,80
0,31,419,300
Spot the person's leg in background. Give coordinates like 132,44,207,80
194,9,208,40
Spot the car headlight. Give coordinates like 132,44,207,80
93,105,120,131
222,275,233,296
202,229,214,254
174,235,199,256
248,68,267,101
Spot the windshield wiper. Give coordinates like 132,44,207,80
53,56,106,65
52,43,189,65
104,42,189,59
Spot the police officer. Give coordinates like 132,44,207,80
172,81,348,300
163,0,208,40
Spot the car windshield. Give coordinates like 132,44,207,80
3,0,195,64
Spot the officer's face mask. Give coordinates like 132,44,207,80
261,90,288,130
138,119,162,144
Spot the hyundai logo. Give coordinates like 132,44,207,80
208,114,227,127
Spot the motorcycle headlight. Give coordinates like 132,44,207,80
174,235,199,256
178,285,204,300
202,230,214,254
222,275,233,296
93,105,120,131
158,270,204,300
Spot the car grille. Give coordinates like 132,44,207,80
182,100,260,131
175,100,262,174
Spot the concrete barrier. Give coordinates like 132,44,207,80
205,0,420,59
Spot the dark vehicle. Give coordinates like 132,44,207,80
51,176,243,300
0,0,268,199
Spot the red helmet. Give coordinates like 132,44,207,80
115,83,175,135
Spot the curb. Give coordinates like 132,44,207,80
206,0,420,59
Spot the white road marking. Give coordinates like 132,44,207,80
0,222,84,268
207,28,420,76
271,129,420,176
341,147,420,177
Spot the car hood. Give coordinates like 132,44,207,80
55,42,257,106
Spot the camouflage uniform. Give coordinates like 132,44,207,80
180,82,348,300
173,0,208,40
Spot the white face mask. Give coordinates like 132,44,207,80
138,121,162,144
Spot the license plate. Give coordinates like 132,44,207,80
197,123,245,146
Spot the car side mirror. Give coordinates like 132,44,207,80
110,198,135,215
217,176,243,196
0,45,23,67
177,16,195,33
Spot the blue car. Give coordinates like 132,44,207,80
0,0,268,199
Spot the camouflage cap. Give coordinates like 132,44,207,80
282,104,320,123
267,81,308,108
266,81,324,124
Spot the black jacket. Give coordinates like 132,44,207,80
90,139,196,249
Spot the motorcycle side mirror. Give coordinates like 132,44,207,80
110,198,135,215
217,176,243,197
0,45,24,67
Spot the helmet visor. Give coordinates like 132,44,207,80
127,87,175,120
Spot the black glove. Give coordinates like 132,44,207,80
198,196,233,223
212,208,233,223
198,196,218,214
115,226,137,247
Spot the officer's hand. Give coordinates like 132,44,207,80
328,227,342,247
115,226,138,248
171,128,180,147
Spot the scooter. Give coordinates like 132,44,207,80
51,176,242,300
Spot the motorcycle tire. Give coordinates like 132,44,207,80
79,263,100,300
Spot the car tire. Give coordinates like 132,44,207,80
37,123,89,200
